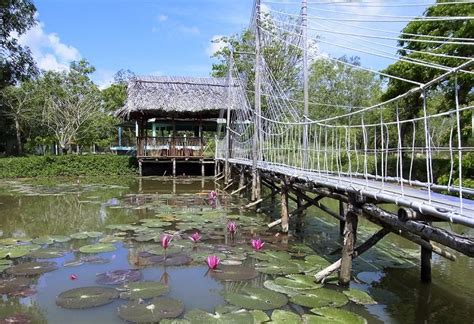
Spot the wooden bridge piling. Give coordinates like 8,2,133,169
339,201,346,236
339,202,359,286
280,176,290,233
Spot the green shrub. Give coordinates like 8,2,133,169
0,155,137,178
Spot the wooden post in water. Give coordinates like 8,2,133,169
296,196,304,235
238,168,246,197
281,177,289,233
339,207,358,286
339,201,346,236
421,239,432,282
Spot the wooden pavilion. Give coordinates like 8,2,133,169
116,76,233,176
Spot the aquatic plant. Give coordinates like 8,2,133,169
69,274,77,280
189,232,201,243
227,221,237,235
251,239,265,251
206,255,220,270
208,190,217,201
161,235,172,250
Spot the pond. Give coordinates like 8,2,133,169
0,177,472,323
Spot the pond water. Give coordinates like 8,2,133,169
0,177,472,323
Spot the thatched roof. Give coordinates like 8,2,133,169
117,76,237,119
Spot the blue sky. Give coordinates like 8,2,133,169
18,0,429,88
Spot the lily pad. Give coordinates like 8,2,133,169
256,260,301,275
309,307,367,323
271,310,301,323
6,261,57,276
274,274,322,290
27,248,66,259
210,265,258,282
184,309,254,323
96,269,141,285
250,310,270,323
290,288,348,308
224,287,288,310
71,231,103,239
118,297,184,323
0,277,32,294
0,259,13,272
342,288,377,305
263,280,300,296
0,245,40,259
118,281,169,300
79,243,116,254
56,286,119,309
31,235,70,245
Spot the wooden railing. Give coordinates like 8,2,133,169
137,136,204,158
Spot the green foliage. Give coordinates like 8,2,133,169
0,0,38,88
102,83,127,112
0,155,137,178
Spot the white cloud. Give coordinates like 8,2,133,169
93,69,115,90
206,35,226,56
18,19,81,72
157,14,168,22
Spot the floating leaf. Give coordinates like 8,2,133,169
342,288,377,305
0,237,31,245
118,281,169,300
0,277,32,294
271,310,301,323
250,310,270,323
27,248,66,259
0,245,40,259
290,288,348,308
256,260,301,275
79,243,116,254
71,231,103,239
252,251,292,262
263,280,300,296
184,309,254,323
274,274,322,290
56,286,119,309
220,260,242,266
224,287,288,310
96,269,141,285
309,307,367,323
6,261,57,276
118,297,184,322
0,259,13,272
210,265,258,282
160,320,190,324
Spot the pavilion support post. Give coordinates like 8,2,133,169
201,160,205,177
138,160,143,177
172,158,176,177
339,205,358,286
339,201,346,236
281,177,289,233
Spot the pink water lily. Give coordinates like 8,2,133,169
208,190,218,200
189,232,201,243
251,239,265,251
227,221,237,234
206,255,220,270
161,235,172,250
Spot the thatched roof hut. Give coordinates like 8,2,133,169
117,76,236,120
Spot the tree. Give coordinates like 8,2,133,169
211,13,304,95
0,0,38,88
0,82,36,154
381,1,473,145
38,60,102,153
306,56,382,121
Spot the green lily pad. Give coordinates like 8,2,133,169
0,259,13,272
342,288,377,305
252,251,292,262
210,265,258,282
214,305,242,315
263,280,300,296
31,235,71,245
224,287,288,310
250,310,270,323
6,261,57,276
271,310,301,323
56,286,119,309
274,274,322,290
79,243,116,254
184,309,255,323
71,231,103,239
96,269,141,285
290,288,348,308
160,320,190,324
27,248,66,259
309,307,367,323
118,281,169,300
0,245,40,259
0,237,31,245
99,235,123,243
256,260,301,275
0,277,32,294
106,224,140,231
118,297,184,322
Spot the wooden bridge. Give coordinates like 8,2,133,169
213,0,474,285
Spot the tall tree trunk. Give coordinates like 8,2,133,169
14,117,22,155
